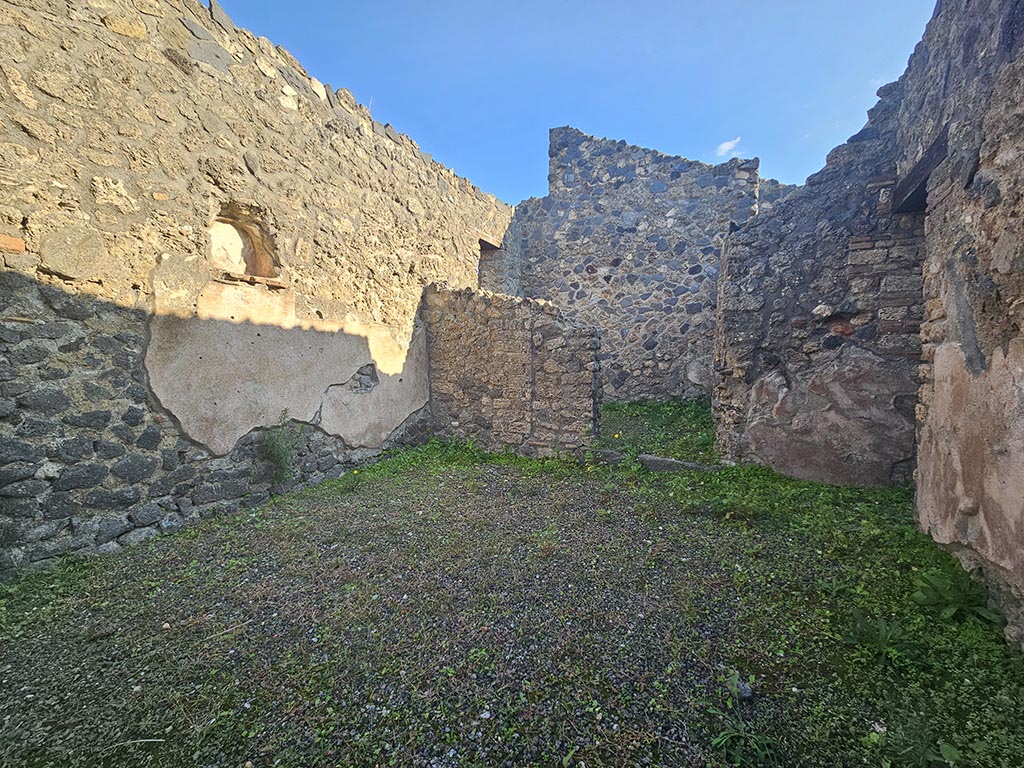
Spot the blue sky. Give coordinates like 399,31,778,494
218,1,936,204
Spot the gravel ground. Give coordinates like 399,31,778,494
2,403,1023,767
1,459,757,767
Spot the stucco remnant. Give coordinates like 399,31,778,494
743,347,917,487
917,341,1024,642
146,316,429,456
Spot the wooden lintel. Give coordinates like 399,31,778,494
892,124,949,214
214,271,288,290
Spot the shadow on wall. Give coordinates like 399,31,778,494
141,203,435,455
3,270,431,457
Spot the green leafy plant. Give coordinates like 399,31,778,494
844,609,909,663
863,725,967,767
932,743,961,766
258,410,304,483
710,671,776,767
911,570,1004,625
817,575,856,598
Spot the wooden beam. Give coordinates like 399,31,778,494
893,124,949,214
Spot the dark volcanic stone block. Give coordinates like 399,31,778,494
0,436,41,465
63,410,112,429
136,425,162,451
85,487,142,510
53,463,109,491
110,454,159,483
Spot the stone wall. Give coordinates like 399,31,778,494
0,0,511,572
909,0,1024,646
423,285,601,455
6,0,1024,649
482,127,778,400
713,80,926,488
713,0,1024,643
1,271,429,568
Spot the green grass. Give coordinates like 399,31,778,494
1,400,1022,767
597,398,717,463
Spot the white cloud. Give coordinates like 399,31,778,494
715,136,742,158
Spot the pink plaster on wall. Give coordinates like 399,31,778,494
917,340,1024,616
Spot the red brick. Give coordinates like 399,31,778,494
0,234,25,253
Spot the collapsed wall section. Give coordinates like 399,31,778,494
0,0,511,571
484,127,770,400
423,285,601,455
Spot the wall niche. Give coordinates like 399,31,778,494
209,202,280,280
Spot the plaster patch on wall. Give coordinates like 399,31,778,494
209,221,252,275
196,280,296,327
318,326,429,449
147,232,429,456
743,346,918,487
917,339,1024,598
145,314,428,455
